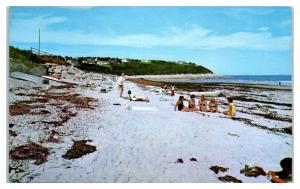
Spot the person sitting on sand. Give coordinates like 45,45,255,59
163,85,168,95
174,96,189,112
188,95,199,112
208,98,220,113
268,157,292,183
128,90,150,102
223,96,236,117
170,86,175,96
198,95,208,112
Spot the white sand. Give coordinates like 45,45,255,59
15,80,291,183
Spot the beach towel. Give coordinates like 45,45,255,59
128,106,158,111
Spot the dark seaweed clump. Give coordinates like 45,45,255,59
218,175,242,183
62,140,96,159
9,142,49,165
210,165,229,174
240,165,267,177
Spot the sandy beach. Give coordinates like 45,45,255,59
8,68,292,183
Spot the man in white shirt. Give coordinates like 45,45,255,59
118,73,126,97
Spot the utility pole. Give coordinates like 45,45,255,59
38,28,40,56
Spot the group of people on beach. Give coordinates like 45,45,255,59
158,85,175,96
118,73,236,116
175,94,236,117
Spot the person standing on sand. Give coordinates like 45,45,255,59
118,73,126,97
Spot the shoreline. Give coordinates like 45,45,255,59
127,78,292,91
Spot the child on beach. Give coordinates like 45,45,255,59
223,96,236,117
268,157,292,183
208,98,220,113
198,95,207,112
174,96,189,112
128,90,150,102
188,95,199,112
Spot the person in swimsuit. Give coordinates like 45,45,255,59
128,90,150,102
170,86,175,96
268,157,292,183
198,95,208,112
188,95,199,112
163,85,168,95
208,97,220,113
118,73,126,97
174,96,189,112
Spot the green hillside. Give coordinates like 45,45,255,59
78,59,213,75
9,46,213,76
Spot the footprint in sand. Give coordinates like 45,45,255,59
190,157,197,162
175,158,184,163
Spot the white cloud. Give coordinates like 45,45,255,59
10,15,67,29
258,27,269,32
223,8,275,19
280,19,292,27
9,16,291,52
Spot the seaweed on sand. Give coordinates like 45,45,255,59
210,165,229,174
10,87,96,127
9,83,96,117
9,130,18,137
240,165,267,177
218,175,242,183
281,126,292,135
9,142,50,165
230,117,292,135
233,95,292,107
9,99,48,116
36,107,77,127
9,103,32,116
239,110,292,123
47,83,75,90
43,92,96,109
29,109,51,115
62,140,96,159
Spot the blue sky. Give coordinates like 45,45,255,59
9,6,292,75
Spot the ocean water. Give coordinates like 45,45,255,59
188,75,292,86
